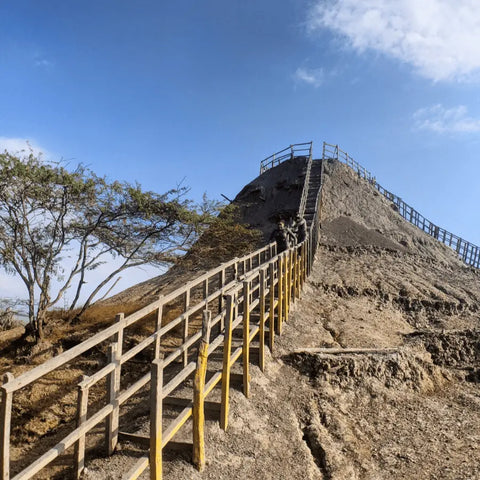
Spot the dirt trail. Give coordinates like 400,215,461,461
84,159,480,479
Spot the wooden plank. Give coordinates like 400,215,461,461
162,363,196,399
118,432,150,447
150,358,163,480
219,269,225,330
12,403,114,480
220,294,234,431
74,376,89,480
3,319,123,393
163,330,202,368
268,262,275,351
155,297,164,359
122,455,149,480
0,373,13,480
107,314,124,456
117,372,151,406
203,371,222,398
242,281,250,399
163,396,220,413
162,407,192,447
293,347,399,355
183,290,190,367
193,312,212,471
121,332,156,365
248,325,260,344
259,269,266,372
277,255,283,335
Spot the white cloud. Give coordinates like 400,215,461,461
413,104,480,133
0,137,50,158
293,67,325,87
308,0,480,82
34,59,53,68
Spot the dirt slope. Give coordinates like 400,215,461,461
86,159,480,479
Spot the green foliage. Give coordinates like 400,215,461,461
181,203,263,269
0,152,216,341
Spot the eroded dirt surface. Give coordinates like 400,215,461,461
2,158,474,479
85,160,480,479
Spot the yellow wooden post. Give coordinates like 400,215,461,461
282,252,288,325
259,269,266,372
0,372,13,480
288,249,293,308
290,249,294,304
150,357,164,480
74,376,89,480
220,294,234,431
284,252,290,323
193,311,212,471
268,262,275,351
293,248,298,300
242,280,250,398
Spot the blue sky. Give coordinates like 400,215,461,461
1,0,480,304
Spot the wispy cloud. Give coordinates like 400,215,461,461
307,0,480,82
34,58,53,69
413,105,480,133
293,67,325,87
0,137,50,158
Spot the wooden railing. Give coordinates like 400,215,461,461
259,142,313,174
0,149,324,480
322,142,480,268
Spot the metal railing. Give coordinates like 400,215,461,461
260,142,312,174
0,148,324,480
322,142,480,268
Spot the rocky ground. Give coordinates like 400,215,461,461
82,160,480,479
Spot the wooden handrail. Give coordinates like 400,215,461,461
1,145,325,480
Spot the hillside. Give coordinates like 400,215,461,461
83,159,480,479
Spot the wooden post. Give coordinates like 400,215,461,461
220,294,234,431
155,297,164,360
290,248,294,300
150,357,164,480
292,248,297,301
183,290,190,366
203,279,209,309
233,260,238,280
74,376,89,480
193,311,212,471
283,252,289,325
242,280,250,398
259,269,266,372
106,313,124,456
268,262,275,351
285,252,290,323
277,255,283,335
303,242,308,283
219,270,225,330
0,372,14,480
296,247,301,298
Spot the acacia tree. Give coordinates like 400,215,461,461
0,152,214,340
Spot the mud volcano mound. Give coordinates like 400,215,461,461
83,158,480,480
